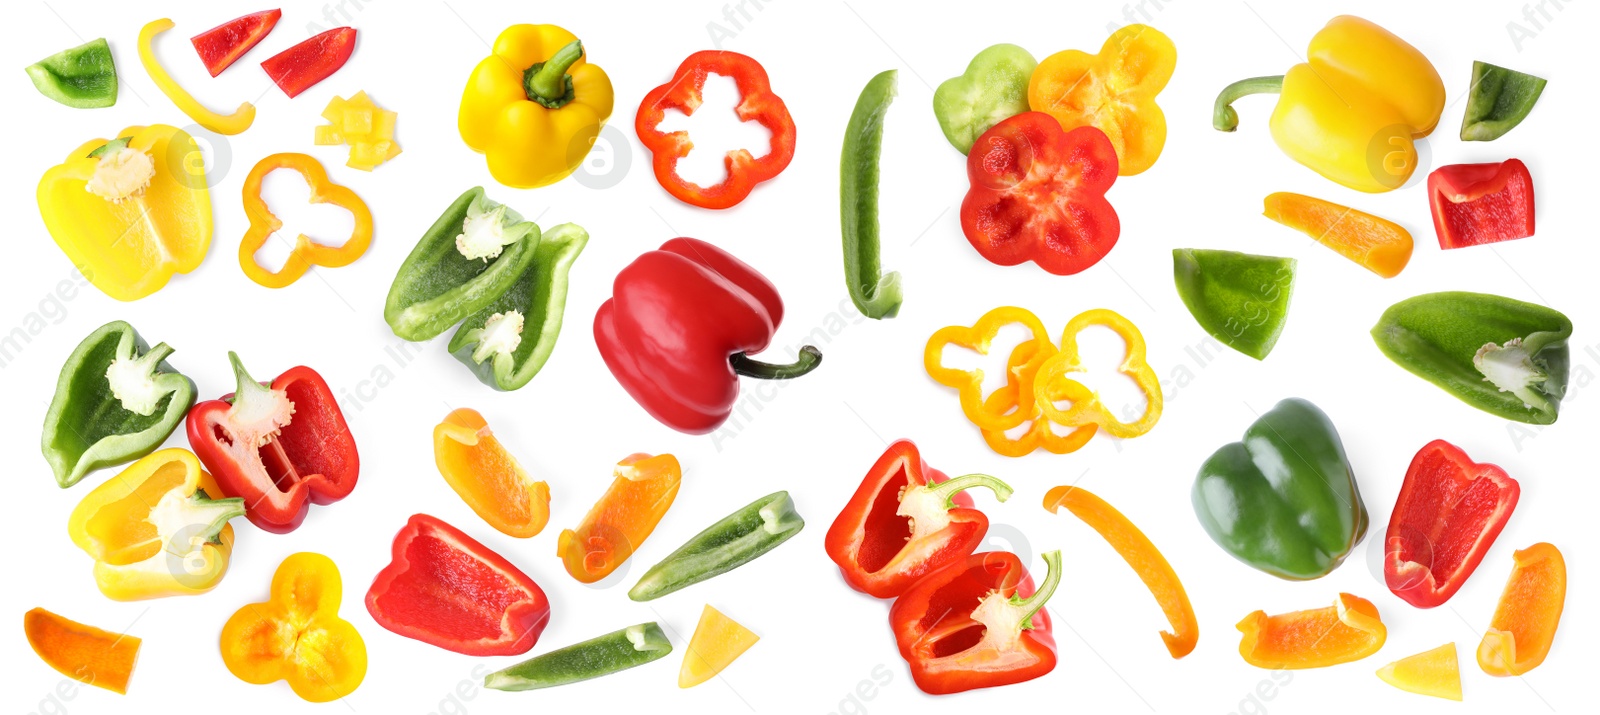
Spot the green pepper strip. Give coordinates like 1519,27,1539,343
26,38,118,109
485,622,673,691
1460,61,1547,142
839,69,904,320
629,491,805,602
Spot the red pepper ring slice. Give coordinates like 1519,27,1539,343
924,306,1055,432
980,343,1097,457
239,152,374,289
1034,308,1162,438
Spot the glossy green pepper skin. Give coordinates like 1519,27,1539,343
448,223,587,391
840,69,903,320
932,44,1036,154
1372,291,1571,424
485,623,672,691
628,491,804,602
25,38,117,108
1173,248,1296,360
1192,398,1367,580
1460,61,1547,142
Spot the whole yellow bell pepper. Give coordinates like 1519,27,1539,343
1028,24,1176,176
1213,16,1444,193
459,24,614,189
36,124,213,301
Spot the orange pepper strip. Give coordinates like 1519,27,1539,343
1478,542,1566,676
433,408,551,538
220,552,366,702
924,306,1056,431
23,608,141,695
1237,593,1386,669
1042,486,1198,658
239,153,373,289
979,342,1095,457
1263,192,1413,278
1034,308,1163,438
557,453,682,583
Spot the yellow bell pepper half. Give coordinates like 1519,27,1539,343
459,24,614,189
1028,24,1176,176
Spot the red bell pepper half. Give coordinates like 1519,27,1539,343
1428,159,1535,249
889,550,1061,695
190,9,282,77
824,440,1012,599
593,237,821,434
1386,440,1520,608
961,112,1121,275
185,352,358,533
366,514,551,656
635,51,796,209
261,26,357,98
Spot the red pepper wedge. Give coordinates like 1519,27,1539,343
185,352,358,533
190,9,281,77
961,112,1121,275
1386,440,1519,608
635,51,796,209
824,440,1011,599
365,514,550,656
261,27,356,98
1428,159,1535,249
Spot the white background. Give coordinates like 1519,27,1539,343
1,1,1590,713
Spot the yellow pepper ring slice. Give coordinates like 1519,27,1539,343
239,153,374,289
138,19,255,136
924,306,1055,431
1034,308,1163,438
979,342,1097,457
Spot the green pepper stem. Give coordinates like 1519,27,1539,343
925,473,1014,508
190,490,248,543
135,342,176,372
1213,75,1284,132
1014,550,1063,630
730,346,822,380
524,40,583,109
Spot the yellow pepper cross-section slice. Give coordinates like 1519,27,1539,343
1237,593,1386,669
1033,308,1163,438
24,608,142,695
433,408,551,538
924,306,1057,432
679,605,760,688
1478,542,1566,677
979,341,1096,457
238,153,374,288
315,91,402,171
1028,24,1176,176
1377,643,1462,701
138,19,255,136
220,552,367,703
1263,192,1412,278
556,453,682,583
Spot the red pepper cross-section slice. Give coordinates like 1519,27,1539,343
1385,440,1520,608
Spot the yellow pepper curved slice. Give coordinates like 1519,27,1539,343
433,408,551,538
1028,24,1176,176
1377,643,1462,701
1478,542,1566,676
24,608,141,695
239,153,373,288
979,342,1096,457
1237,593,1386,669
556,453,681,583
1033,308,1162,438
925,306,1056,432
1263,192,1412,278
138,19,254,136
220,552,366,703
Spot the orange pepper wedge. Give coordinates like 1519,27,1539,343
433,408,551,538
1263,192,1413,278
979,342,1096,457
1034,308,1162,438
239,153,373,288
220,552,366,703
1237,593,1386,669
24,608,141,694
556,453,682,583
1042,486,1197,658
924,306,1056,432
1478,542,1566,676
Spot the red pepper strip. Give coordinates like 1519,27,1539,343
190,9,281,77
635,51,796,209
824,440,1011,599
1385,440,1519,608
261,27,356,98
1428,159,1535,249
365,514,550,656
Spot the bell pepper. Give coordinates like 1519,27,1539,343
556,453,682,583
190,9,281,76
24,608,141,695
840,69,904,320
979,347,1096,456
933,44,1036,154
1428,159,1535,249
1386,440,1519,608
924,306,1057,432
485,623,672,691
459,24,614,189
1237,593,1386,669
1377,643,1462,701
889,550,1061,695
432,408,550,538
1034,308,1163,438
1192,398,1368,580
68,448,244,600
1461,61,1546,141
630,490,804,601
1478,542,1565,676
365,514,551,656
824,440,1010,598
314,91,402,171
1372,291,1571,424
595,238,822,434
260,27,356,98
26,38,117,108
221,552,366,702
1173,248,1296,360
679,605,759,688
447,223,587,391
37,125,213,301
1213,16,1444,193
1262,192,1412,278
637,51,795,209
185,352,359,533
961,112,1120,275
42,321,195,488
239,152,373,288
1028,24,1176,175
138,19,254,135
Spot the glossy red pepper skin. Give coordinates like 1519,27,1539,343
1386,440,1520,608
366,514,550,656
261,27,356,98
960,112,1121,275
190,9,281,77
1428,159,1535,249
889,552,1055,694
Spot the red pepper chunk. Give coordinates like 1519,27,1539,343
961,112,1121,275
190,9,281,77
1428,159,1535,249
261,27,357,98
366,514,550,656
1386,440,1520,608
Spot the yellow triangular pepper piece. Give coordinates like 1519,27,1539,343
679,605,759,688
1376,643,1462,701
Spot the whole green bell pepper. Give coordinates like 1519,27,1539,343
1372,291,1571,424
933,44,1036,154
1460,61,1546,142
1192,398,1367,580
1173,248,1296,360
25,38,117,109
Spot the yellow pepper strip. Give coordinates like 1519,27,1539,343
1033,308,1162,438
315,91,402,171
1027,24,1176,176
1478,542,1566,677
434,408,551,538
1042,486,1197,658
1237,593,1386,669
979,342,1096,457
138,19,254,136
925,306,1056,432
1263,192,1412,278
239,153,374,289
221,552,367,703
1377,643,1462,701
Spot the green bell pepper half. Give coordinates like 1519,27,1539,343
629,490,804,602
447,223,587,391
840,69,903,320
932,44,1036,154
1173,248,1296,360
485,622,672,691
25,38,117,109
1460,61,1547,142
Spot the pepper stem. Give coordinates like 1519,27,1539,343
925,473,1014,508
1213,75,1284,132
1013,550,1063,630
227,351,272,400
730,346,822,380
523,40,583,109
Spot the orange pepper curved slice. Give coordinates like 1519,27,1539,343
1034,308,1163,438
433,408,550,538
1263,192,1413,278
556,453,682,583
138,19,255,135
1478,542,1565,676
239,153,373,288
1237,593,1386,669
979,342,1096,457
924,306,1056,431
220,552,366,703
24,608,141,694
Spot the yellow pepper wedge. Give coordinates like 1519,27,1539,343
1028,24,1176,176
220,552,367,703
138,19,255,136
459,24,614,188
36,124,213,301
924,306,1057,432
1033,308,1162,438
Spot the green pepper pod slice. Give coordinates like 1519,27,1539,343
629,490,805,602
25,38,118,109
840,69,904,320
1173,248,1296,360
1460,61,1547,142
932,43,1037,154
485,622,673,691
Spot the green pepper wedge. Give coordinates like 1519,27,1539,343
839,69,904,320
485,623,673,691
25,38,117,109
1173,248,1297,360
932,43,1037,154
1460,61,1547,142
629,491,804,602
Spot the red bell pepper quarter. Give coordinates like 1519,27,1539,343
1428,159,1535,249
635,51,796,209
190,9,282,77
366,514,550,656
961,112,1121,275
186,352,358,533
1386,440,1520,608
889,550,1061,695
593,237,821,434
261,27,357,98
824,440,1012,599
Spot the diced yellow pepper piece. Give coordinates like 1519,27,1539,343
1376,643,1462,701
679,605,759,688
314,125,344,145
315,91,400,171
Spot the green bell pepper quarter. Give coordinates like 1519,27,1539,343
25,38,117,108
840,69,904,320
1461,61,1547,142
1372,291,1571,424
629,490,804,602
485,623,673,691
1192,398,1368,580
1173,249,1296,360
42,321,195,488
933,44,1037,154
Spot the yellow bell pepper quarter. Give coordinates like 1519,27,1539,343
138,19,255,136
37,125,213,301
459,24,614,188
1028,24,1176,176
221,552,367,703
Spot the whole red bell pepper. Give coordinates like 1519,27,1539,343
824,440,1012,599
1428,159,1535,249
261,26,356,98
185,352,358,533
365,514,550,656
1386,440,1520,608
593,237,821,434
961,112,1121,275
